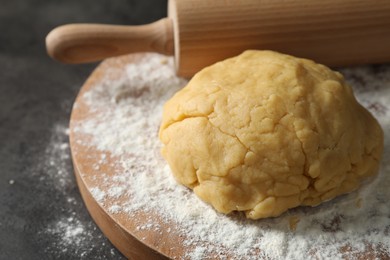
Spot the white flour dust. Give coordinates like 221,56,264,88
72,53,390,259
46,216,86,251
37,124,120,258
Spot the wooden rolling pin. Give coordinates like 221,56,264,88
46,0,390,78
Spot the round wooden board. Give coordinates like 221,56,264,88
69,54,181,260
69,53,389,260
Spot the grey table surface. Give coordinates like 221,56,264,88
0,0,166,259
2,0,390,259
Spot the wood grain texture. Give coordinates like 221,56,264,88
169,0,390,77
46,19,174,64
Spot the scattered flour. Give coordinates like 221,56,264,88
72,53,390,259
41,124,73,190
50,217,85,249
45,215,97,257
36,123,121,259
90,187,106,203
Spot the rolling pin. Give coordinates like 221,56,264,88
46,0,390,78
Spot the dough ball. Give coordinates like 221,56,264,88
159,50,383,219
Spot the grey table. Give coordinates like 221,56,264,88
0,0,166,259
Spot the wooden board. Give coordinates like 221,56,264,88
69,53,389,260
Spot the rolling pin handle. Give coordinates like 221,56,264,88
45,18,174,64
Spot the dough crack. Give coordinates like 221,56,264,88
161,112,213,133
207,119,255,157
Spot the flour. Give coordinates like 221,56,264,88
72,53,390,259
36,123,123,259
50,217,85,249
90,187,106,203
41,124,73,190
37,124,91,256
45,215,98,256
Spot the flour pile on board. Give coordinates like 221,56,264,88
72,53,390,259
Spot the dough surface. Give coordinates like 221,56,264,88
159,50,384,219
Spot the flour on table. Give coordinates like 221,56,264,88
72,53,390,259
48,217,85,250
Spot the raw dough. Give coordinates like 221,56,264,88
159,50,384,219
